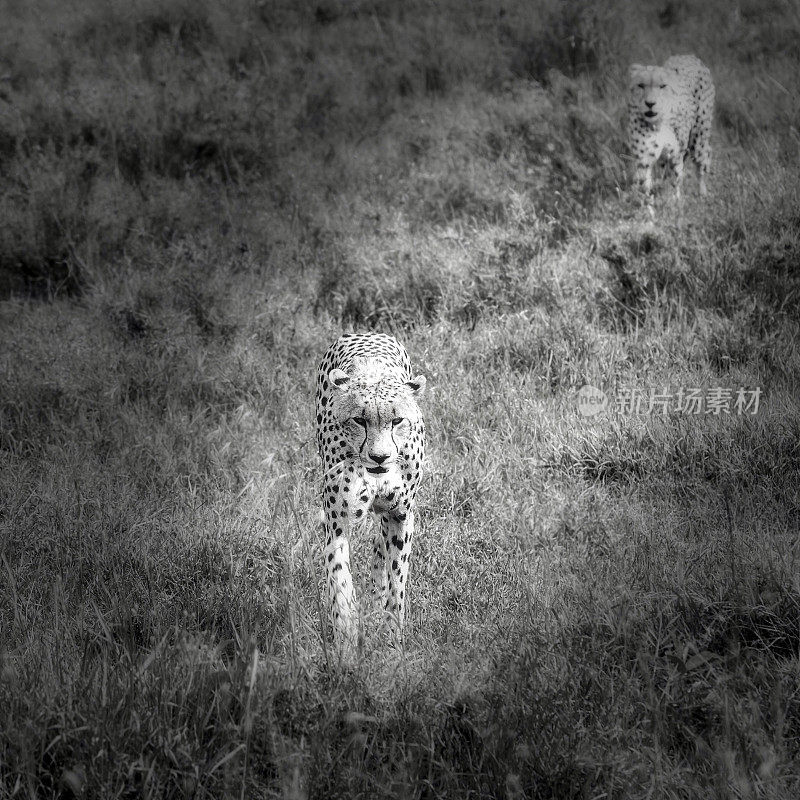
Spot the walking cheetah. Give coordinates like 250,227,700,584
314,333,426,658
627,55,715,204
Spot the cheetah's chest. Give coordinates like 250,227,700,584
638,123,681,160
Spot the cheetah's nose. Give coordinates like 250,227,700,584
645,101,655,108
369,453,389,464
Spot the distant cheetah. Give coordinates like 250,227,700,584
315,333,426,658
627,55,715,204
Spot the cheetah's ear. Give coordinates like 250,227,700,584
406,374,426,396
329,368,351,389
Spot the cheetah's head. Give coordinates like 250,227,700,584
629,64,679,126
327,362,425,476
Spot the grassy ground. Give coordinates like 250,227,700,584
2,0,800,797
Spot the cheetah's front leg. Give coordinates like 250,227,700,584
667,147,685,200
380,506,415,639
371,520,389,615
634,160,656,219
322,465,374,659
695,149,711,196
635,162,653,198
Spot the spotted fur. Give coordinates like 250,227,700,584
627,55,715,204
314,333,426,656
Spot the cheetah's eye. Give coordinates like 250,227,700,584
637,83,645,89
392,417,405,426
659,84,666,89
350,417,368,429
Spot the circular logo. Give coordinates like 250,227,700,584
575,385,608,417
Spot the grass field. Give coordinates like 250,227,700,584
2,0,800,797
